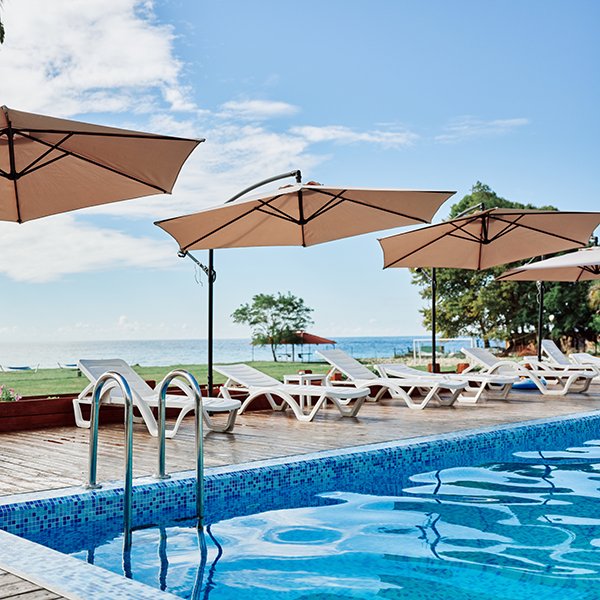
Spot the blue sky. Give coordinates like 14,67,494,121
0,0,598,342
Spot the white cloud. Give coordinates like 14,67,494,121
217,100,300,120
0,214,178,283
290,125,419,148
435,117,530,143
0,0,192,115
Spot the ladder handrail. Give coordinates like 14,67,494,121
155,369,205,527
83,371,134,548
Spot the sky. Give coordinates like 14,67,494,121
0,0,598,343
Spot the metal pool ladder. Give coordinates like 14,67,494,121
84,369,205,550
154,369,204,527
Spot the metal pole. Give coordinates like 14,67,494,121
208,249,214,396
537,255,545,362
432,267,437,373
537,281,545,363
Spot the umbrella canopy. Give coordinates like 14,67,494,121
155,184,456,250
378,207,600,366
293,332,336,345
0,105,203,223
496,246,600,282
379,208,600,270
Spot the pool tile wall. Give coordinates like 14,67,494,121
0,410,599,599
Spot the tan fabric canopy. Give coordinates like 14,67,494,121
0,106,203,223
155,184,455,250
497,246,600,282
379,208,600,270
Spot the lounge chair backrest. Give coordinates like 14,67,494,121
316,349,377,381
541,340,571,366
461,347,501,369
213,363,281,388
78,358,154,398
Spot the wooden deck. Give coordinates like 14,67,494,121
2,383,600,496
0,567,66,599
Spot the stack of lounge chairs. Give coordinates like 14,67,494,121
460,346,596,396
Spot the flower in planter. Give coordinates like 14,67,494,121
0,384,22,402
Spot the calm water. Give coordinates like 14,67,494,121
69,440,600,599
0,336,476,369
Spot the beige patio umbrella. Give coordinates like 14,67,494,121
496,246,600,282
155,170,456,389
0,105,203,223
378,207,600,365
155,182,455,251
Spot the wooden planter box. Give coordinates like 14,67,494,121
0,384,255,433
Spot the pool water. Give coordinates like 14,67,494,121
68,439,600,599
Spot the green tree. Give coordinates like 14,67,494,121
232,292,314,361
412,182,597,351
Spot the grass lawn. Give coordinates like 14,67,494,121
0,362,338,398
0,360,447,399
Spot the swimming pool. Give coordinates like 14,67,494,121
1,411,600,599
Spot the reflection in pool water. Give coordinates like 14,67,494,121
66,440,600,599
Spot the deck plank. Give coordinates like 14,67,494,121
0,384,600,495
0,569,62,599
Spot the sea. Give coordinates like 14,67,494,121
0,336,478,370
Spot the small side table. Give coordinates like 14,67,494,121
283,373,327,408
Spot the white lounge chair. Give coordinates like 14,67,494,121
374,362,518,404
213,363,368,422
538,340,599,375
74,358,241,437
461,347,595,396
571,352,600,368
316,349,466,409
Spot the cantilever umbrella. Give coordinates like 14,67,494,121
155,170,456,389
379,208,600,366
155,182,454,251
0,105,203,223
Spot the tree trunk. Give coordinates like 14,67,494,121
271,344,278,361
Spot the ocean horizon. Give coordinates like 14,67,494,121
0,336,478,370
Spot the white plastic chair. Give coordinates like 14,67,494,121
214,363,368,422
74,358,240,437
316,349,466,409
374,362,517,404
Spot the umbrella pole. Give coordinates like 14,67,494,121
537,279,545,363
177,250,216,394
208,249,214,395
432,268,437,373
536,255,546,363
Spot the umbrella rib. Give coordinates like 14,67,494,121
487,214,589,247
1,127,200,143
3,130,178,193
301,192,347,222
5,119,22,223
14,133,74,178
179,200,297,250
384,215,492,268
